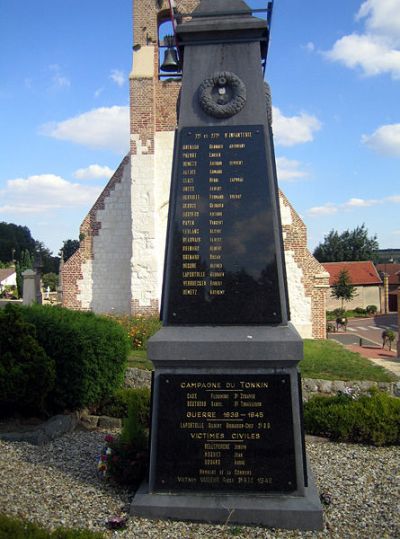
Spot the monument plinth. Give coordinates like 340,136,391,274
131,0,323,529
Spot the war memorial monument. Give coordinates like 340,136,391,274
131,0,323,529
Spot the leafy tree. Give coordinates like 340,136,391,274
331,269,357,310
60,239,80,262
314,224,379,262
42,272,59,292
34,241,60,274
0,222,35,263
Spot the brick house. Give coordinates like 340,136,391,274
322,261,383,312
61,0,329,339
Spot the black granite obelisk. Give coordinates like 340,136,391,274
131,0,323,529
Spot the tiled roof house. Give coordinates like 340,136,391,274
322,261,383,312
0,267,17,290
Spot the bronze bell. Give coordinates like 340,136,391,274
161,46,180,72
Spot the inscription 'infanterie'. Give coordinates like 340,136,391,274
163,125,282,325
177,127,255,299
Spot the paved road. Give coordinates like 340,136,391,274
345,313,398,345
328,313,399,348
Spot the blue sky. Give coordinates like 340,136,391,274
0,0,399,256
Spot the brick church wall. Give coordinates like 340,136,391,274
62,156,131,312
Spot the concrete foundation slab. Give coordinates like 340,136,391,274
130,465,323,530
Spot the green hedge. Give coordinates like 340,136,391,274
0,514,104,539
21,305,130,413
95,387,145,418
0,305,55,416
304,390,400,446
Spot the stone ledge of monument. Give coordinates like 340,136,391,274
148,325,303,363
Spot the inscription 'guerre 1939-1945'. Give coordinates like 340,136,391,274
153,374,296,493
162,125,282,326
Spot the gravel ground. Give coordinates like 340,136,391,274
0,431,399,539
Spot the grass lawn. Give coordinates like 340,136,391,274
301,339,398,382
127,349,153,370
127,340,398,383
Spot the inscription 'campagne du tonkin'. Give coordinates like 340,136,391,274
154,374,296,493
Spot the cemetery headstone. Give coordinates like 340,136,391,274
22,269,36,305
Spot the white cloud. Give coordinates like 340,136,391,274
308,194,394,217
0,174,102,214
40,105,129,154
326,0,400,79
327,34,400,79
343,197,380,208
308,204,338,216
362,123,400,156
73,164,114,180
386,195,400,203
110,69,126,87
303,42,315,52
94,87,104,98
357,0,400,44
276,157,307,181
49,64,71,89
272,106,322,147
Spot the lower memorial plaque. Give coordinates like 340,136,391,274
152,373,296,493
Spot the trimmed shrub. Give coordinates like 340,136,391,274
105,387,150,486
95,388,139,418
333,308,346,317
366,304,378,315
120,387,151,446
304,390,400,446
0,304,55,416
0,513,105,538
21,305,130,413
111,315,161,350
354,307,366,315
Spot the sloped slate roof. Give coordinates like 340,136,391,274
322,261,382,286
0,268,16,283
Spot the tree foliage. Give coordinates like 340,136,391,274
0,222,35,263
42,272,59,292
0,222,60,279
60,239,80,262
331,269,357,309
313,224,379,262
35,241,60,274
